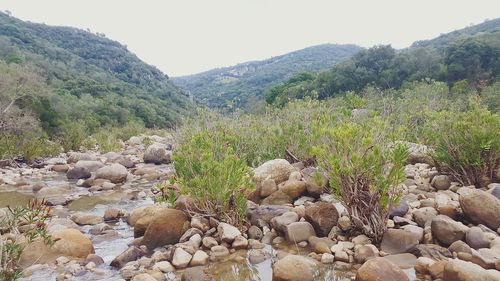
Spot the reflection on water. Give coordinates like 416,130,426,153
67,192,126,211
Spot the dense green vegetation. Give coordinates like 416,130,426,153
172,44,361,109
266,19,500,106
0,12,192,161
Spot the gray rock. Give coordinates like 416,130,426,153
431,215,468,246
466,227,490,250
460,189,500,230
381,228,419,254
432,175,452,190
144,143,172,164
285,222,316,243
110,246,146,268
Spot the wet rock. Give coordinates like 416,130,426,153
111,246,146,268
466,227,490,250
304,201,338,237
460,189,500,230
443,258,500,281
144,143,172,164
66,167,91,180
431,215,468,246
190,250,209,266
253,159,295,185
381,228,419,254
181,266,214,281
432,175,452,190
301,167,328,198
172,248,192,269
272,255,317,281
141,209,190,249
355,257,409,281
285,222,316,243
95,163,128,183
248,205,292,225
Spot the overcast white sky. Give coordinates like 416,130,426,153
2,0,499,76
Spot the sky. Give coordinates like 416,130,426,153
2,0,499,76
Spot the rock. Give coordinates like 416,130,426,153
401,225,424,242
153,261,175,273
470,248,500,269
412,244,452,260
383,253,417,269
429,260,447,279
46,157,67,165
95,164,128,183
338,216,351,232
260,179,278,198
191,216,210,232
431,215,468,246
248,249,270,264
466,227,490,250
352,235,371,246
144,143,172,164
272,255,316,281
279,180,306,199
66,167,91,179
432,175,452,190
68,152,97,163
202,237,218,249
460,189,500,230
270,211,299,233
132,273,157,281
210,245,229,259
354,244,379,263
399,142,433,165
52,164,69,173
301,167,328,198
129,205,165,227
190,250,209,266
85,254,104,266
355,257,409,281
449,240,473,255
380,229,419,254
172,248,192,269
388,201,409,218
261,190,293,205
304,201,338,237
415,256,435,274
217,222,241,243
248,226,263,240
443,258,500,281
179,228,204,243
141,209,189,249
285,222,316,243
52,228,94,257
321,253,334,264
334,250,349,262
181,266,214,281
248,205,292,225
413,207,438,227
71,213,103,225
253,159,295,185
104,208,123,221
308,236,334,254
111,246,146,268
232,235,248,250
75,160,105,172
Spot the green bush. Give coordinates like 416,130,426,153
0,131,60,163
0,199,53,281
170,129,254,227
424,104,500,187
56,122,87,152
312,120,408,243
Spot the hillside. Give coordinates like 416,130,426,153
265,18,500,106
172,44,361,108
0,11,192,133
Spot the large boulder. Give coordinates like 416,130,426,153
431,215,468,246
144,143,172,164
279,180,306,199
355,257,409,281
66,167,91,179
443,259,500,281
95,163,128,183
285,222,316,243
431,175,452,190
21,228,94,265
301,167,328,198
460,189,500,230
272,255,317,281
141,209,189,249
253,159,295,186
304,201,338,237
380,229,419,254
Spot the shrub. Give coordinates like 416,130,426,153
57,122,87,152
169,129,254,227
0,131,60,163
312,120,408,243
0,199,53,281
424,104,500,187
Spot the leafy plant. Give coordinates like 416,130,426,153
313,120,408,243
424,103,500,187
0,199,53,281
170,129,254,227
56,122,87,152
